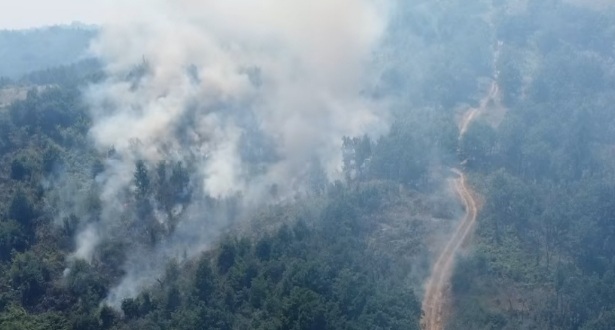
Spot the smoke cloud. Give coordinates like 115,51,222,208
71,0,391,307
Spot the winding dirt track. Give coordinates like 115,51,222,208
421,75,498,330
419,0,503,324
459,81,499,137
421,168,478,330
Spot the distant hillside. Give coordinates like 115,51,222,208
0,25,97,79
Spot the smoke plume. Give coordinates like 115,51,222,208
71,0,391,307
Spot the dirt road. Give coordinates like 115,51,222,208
421,41,501,329
420,0,502,323
421,86,492,329
458,81,498,138
421,169,478,330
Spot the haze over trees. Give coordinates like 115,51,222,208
0,25,96,80
1,0,615,329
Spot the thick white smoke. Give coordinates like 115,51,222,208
73,0,391,306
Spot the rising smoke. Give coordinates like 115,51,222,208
68,0,392,307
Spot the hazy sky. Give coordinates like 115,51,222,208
0,0,117,29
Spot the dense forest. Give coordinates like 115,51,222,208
451,1,615,329
1,0,615,329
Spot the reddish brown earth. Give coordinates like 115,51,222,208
421,168,478,330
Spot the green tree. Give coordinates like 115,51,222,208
8,190,36,233
9,252,48,306
0,220,28,261
134,160,150,198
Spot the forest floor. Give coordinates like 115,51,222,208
0,85,52,109
0,87,28,108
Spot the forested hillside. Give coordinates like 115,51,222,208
0,66,446,329
450,1,615,329
1,1,615,330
